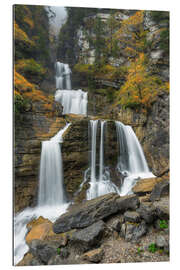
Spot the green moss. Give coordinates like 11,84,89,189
16,58,46,83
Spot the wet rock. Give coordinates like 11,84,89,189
70,220,105,253
28,239,57,264
150,180,169,201
16,253,43,266
82,248,104,263
26,221,52,243
124,211,141,223
137,202,156,224
53,193,139,234
132,177,163,195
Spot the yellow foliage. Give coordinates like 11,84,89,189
14,22,34,46
24,16,34,29
14,70,34,92
116,53,169,110
113,10,147,58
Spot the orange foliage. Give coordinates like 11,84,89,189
14,22,35,46
114,11,147,58
14,70,34,92
117,53,169,109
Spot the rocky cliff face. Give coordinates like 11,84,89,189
14,98,66,212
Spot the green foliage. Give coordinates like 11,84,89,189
150,11,169,55
16,59,46,83
148,243,158,253
159,220,168,229
137,247,144,254
14,94,29,117
57,248,61,255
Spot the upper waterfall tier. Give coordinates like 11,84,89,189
55,61,88,115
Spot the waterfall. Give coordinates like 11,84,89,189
54,61,87,115
55,90,87,115
64,64,72,90
55,62,65,89
115,121,154,195
38,123,70,206
87,120,120,200
14,123,71,265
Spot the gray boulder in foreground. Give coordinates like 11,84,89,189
53,193,139,234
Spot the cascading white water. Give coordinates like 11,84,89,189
14,123,71,265
64,64,72,90
38,123,71,206
55,90,87,115
115,121,154,195
87,120,120,200
55,61,65,89
55,61,87,115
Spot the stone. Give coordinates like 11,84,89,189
70,220,105,253
124,221,147,242
82,248,104,263
156,235,168,248
26,222,52,243
131,221,147,242
132,177,163,195
153,196,169,219
27,216,51,231
28,239,57,264
47,255,65,265
16,253,43,266
137,202,156,224
150,180,169,201
53,193,139,234
124,211,141,223
125,223,136,241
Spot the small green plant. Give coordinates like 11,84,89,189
57,248,61,255
148,243,158,253
137,247,144,254
159,220,168,229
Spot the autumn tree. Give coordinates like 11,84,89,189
113,10,147,59
117,53,169,109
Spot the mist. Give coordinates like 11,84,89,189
46,6,67,36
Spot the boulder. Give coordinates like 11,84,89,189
53,193,139,234
82,248,104,263
70,220,105,253
26,221,52,243
155,235,168,248
132,177,163,195
150,180,169,201
124,221,147,242
16,253,43,266
137,202,156,224
28,239,57,264
124,211,141,223
153,196,169,219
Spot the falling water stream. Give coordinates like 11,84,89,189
14,123,71,265
55,61,87,115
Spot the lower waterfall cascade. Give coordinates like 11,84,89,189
86,120,120,200
14,123,71,265
79,120,154,199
